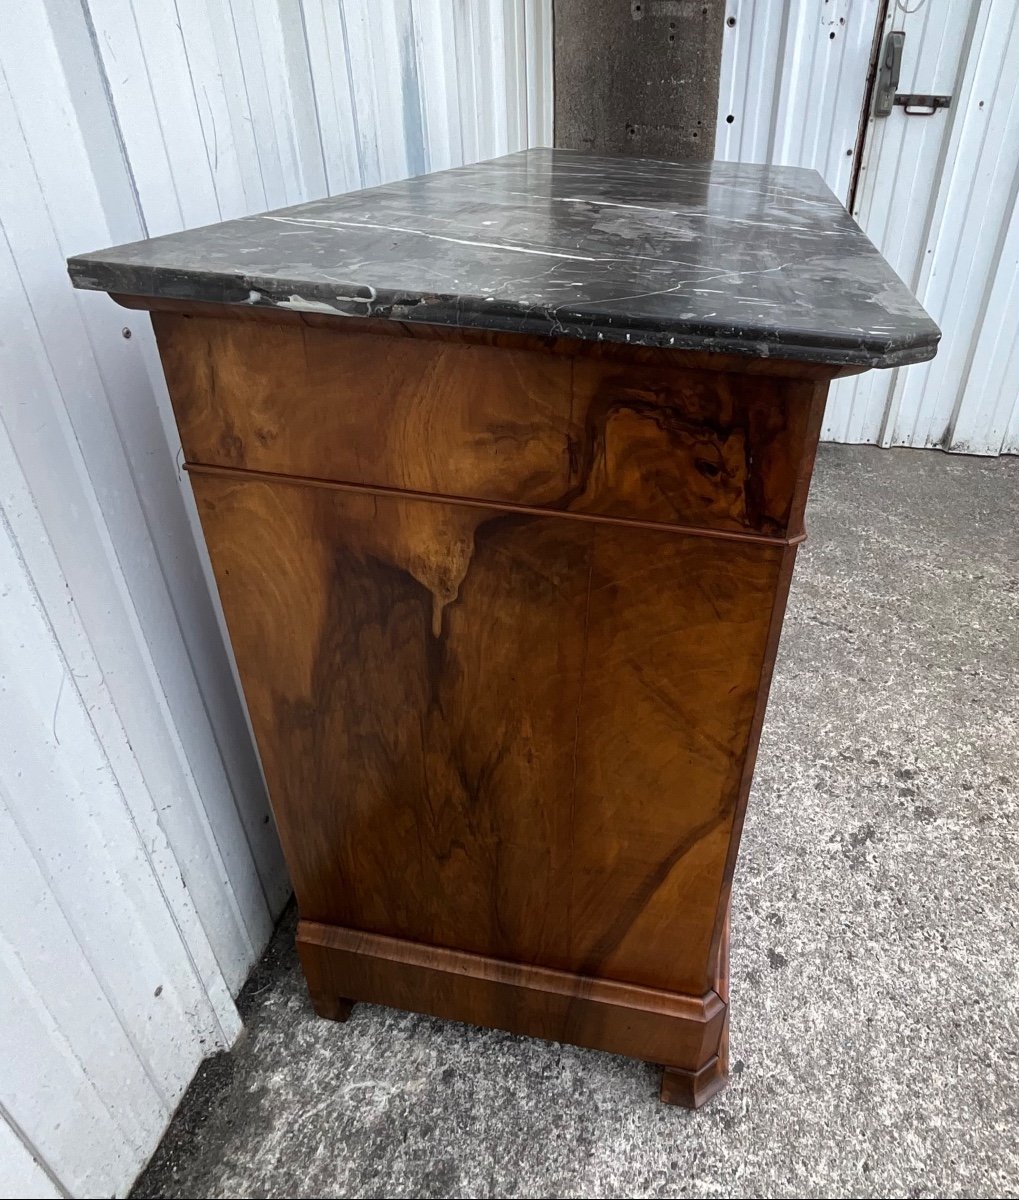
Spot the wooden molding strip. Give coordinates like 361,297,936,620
298,919,726,1071
184,461,806,548
300,919,723,1021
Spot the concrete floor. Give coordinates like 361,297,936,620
132,445,1019,1200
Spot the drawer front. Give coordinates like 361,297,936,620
154,312,818,537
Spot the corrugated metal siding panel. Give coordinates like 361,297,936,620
883,0,1019,454
0,2,551,1196
1,4,282,993
991,193,1019,454
828,0,976,446
0,446,242,1196
0,1115,61,1200
717,0,1019,455
715,0,882,205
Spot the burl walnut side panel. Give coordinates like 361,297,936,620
191,473,776,994
152,307,832,1107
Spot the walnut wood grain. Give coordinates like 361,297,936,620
191,472,781,994
145,304,831,1108
154,311,823,537
661,899,730,1107
298,921,725,1072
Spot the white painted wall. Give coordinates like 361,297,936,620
717,0,1019,455
0,2,553,1196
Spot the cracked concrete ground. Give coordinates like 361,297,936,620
132,445,1019,1200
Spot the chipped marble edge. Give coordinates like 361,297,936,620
66,260,942,370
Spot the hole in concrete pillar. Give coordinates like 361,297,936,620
726,114,735,124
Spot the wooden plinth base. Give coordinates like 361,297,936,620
299,907,731,1109
309,993,355,1024
660,1055,728,1108
660,899,732,1108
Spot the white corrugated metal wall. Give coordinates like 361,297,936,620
716,0,883,208
717,0,1019,455
0,3,552,1197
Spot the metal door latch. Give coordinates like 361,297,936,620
894,94,952,115
873,30,905,117
873,31,952,117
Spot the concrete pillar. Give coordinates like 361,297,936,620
554,0,726,161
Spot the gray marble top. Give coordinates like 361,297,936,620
68,148,939,368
